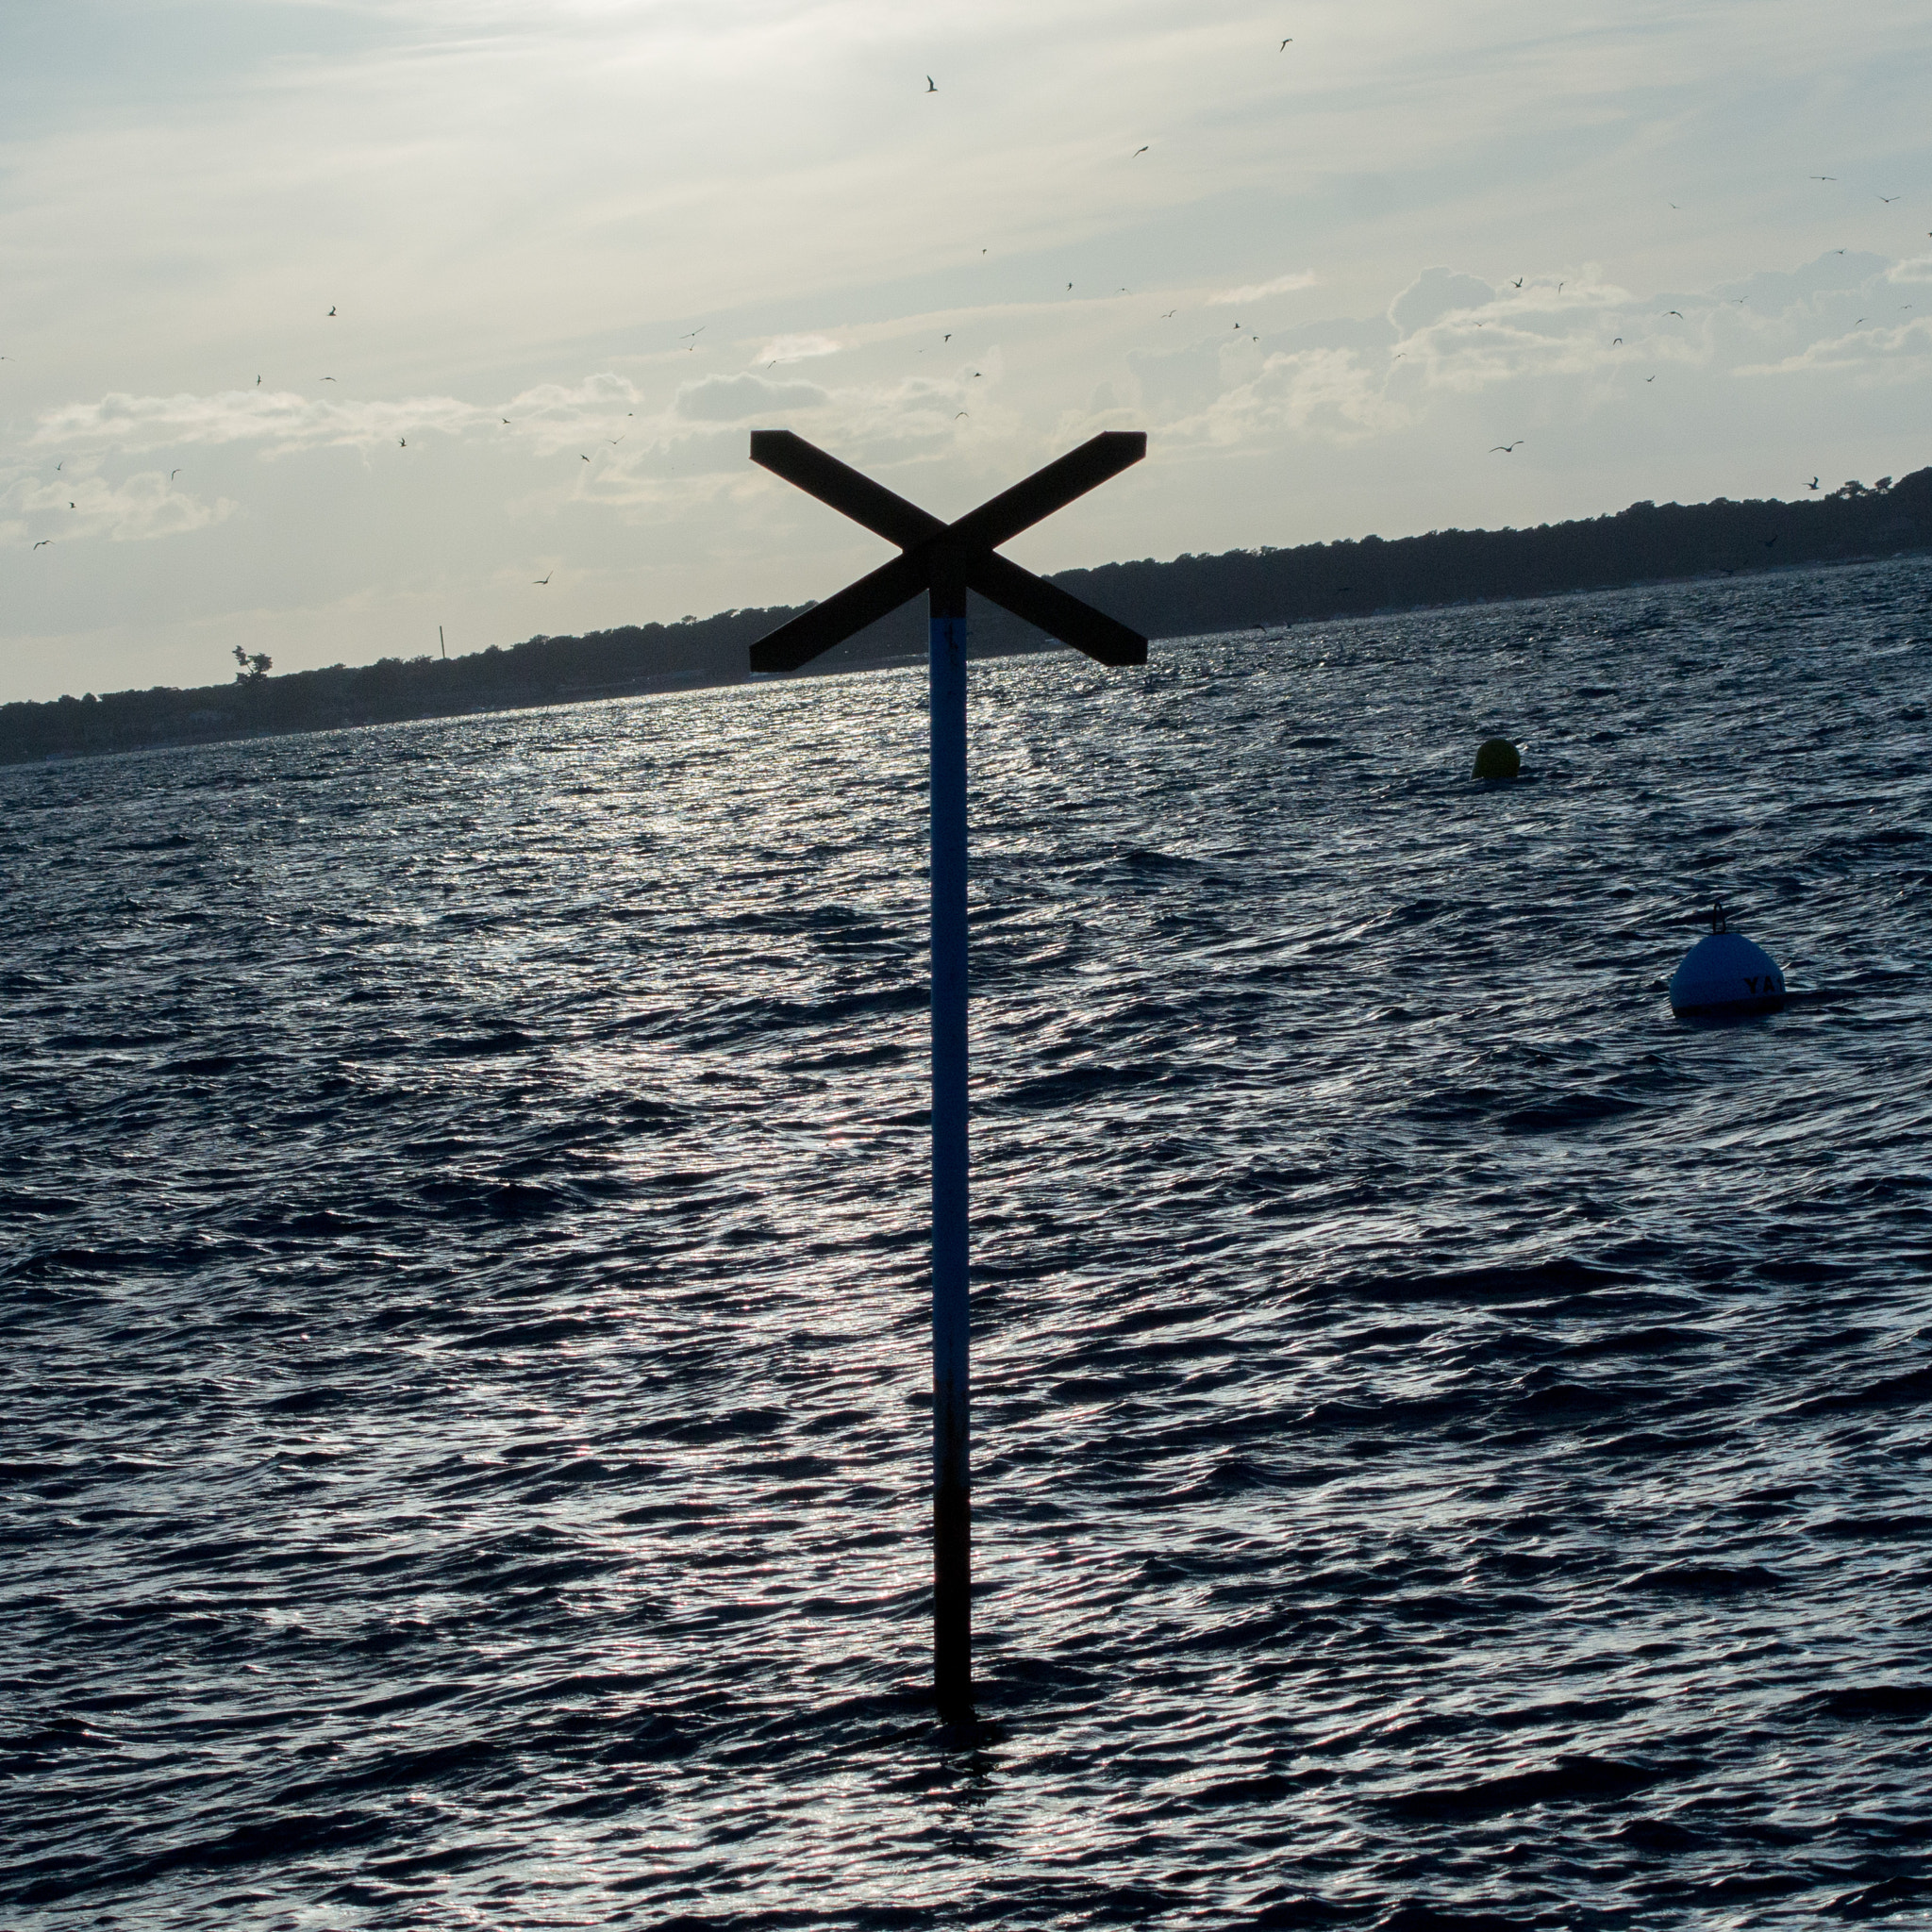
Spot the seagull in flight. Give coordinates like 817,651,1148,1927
534,574,551,585
1612,336,1623,344
1161,308,1176,319
33,539,49,549
956,411,968,419
1279,38,1291,49
170,469,181,479
1133,145,1149,157
1490,441,1523,453
1807,476,1819,490
1511,277,1523,289
327,305,337,316
1666,309,1684,319
399,437,407,446
1645,374,1657,382
926,75,937,92
1878,194,1900,203
1809,175,1836,182
322,375,337,382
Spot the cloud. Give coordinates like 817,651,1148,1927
27,374,646,460
1735,316,1932,379
675,374,832,422
753,333,842,364
1209,273,1321,306
1389,267,1498,334
2,469,237,547
32,387,486,458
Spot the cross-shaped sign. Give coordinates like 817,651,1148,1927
748,429,1148,1723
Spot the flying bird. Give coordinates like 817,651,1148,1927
943,332,951,341
1878,194,1900,203
1645,374,1656,381
1855,317,1866,326
170,469,180,479
608,435,625,445
1807,476,1819,490
502,417,510,425
1279,38,1291,49
33,539,49,549
1666,309,1684,319
1809,175,1835,182
581,453,591,461
256,375,261,385
1133,145,1149,157
926,75,936,92
1612,336,1623,344
1512,277,1523,289
534,574,551,585
956,411,968,419
1160,308,1176,319
327,305,337,316
1490,441,1523,453
322,375,337,382
399,438,407,446
974,370,981,376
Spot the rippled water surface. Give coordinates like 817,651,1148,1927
6,560,1932,1929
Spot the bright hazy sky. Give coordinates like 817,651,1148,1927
3,0,1929,703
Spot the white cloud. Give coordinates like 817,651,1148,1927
2,469,237,547
675,374,832,422
31,387,487,458
1390,268,1498,334
753,334,843,364
1209,273,1320,306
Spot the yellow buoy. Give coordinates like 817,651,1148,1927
1474,738,1521,780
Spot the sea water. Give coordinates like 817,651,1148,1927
4,558,1930,1927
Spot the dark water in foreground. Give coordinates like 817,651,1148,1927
4,559,1931,1929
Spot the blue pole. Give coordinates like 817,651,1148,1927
927,557,971,1723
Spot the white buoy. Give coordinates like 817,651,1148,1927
1669,902,1786,1017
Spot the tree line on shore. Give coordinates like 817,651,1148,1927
6,469,1927,768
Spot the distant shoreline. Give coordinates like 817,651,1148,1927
7,470,1927,770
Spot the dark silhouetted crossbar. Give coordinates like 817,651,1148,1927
747,431,1148,673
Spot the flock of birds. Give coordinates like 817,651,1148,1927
11,42,1922,581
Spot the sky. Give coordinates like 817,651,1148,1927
2,0,1929,705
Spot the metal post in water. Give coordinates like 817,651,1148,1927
741,429,1148,1724
926,551,971,1723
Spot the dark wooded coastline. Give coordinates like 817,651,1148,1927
7,469,1926,767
